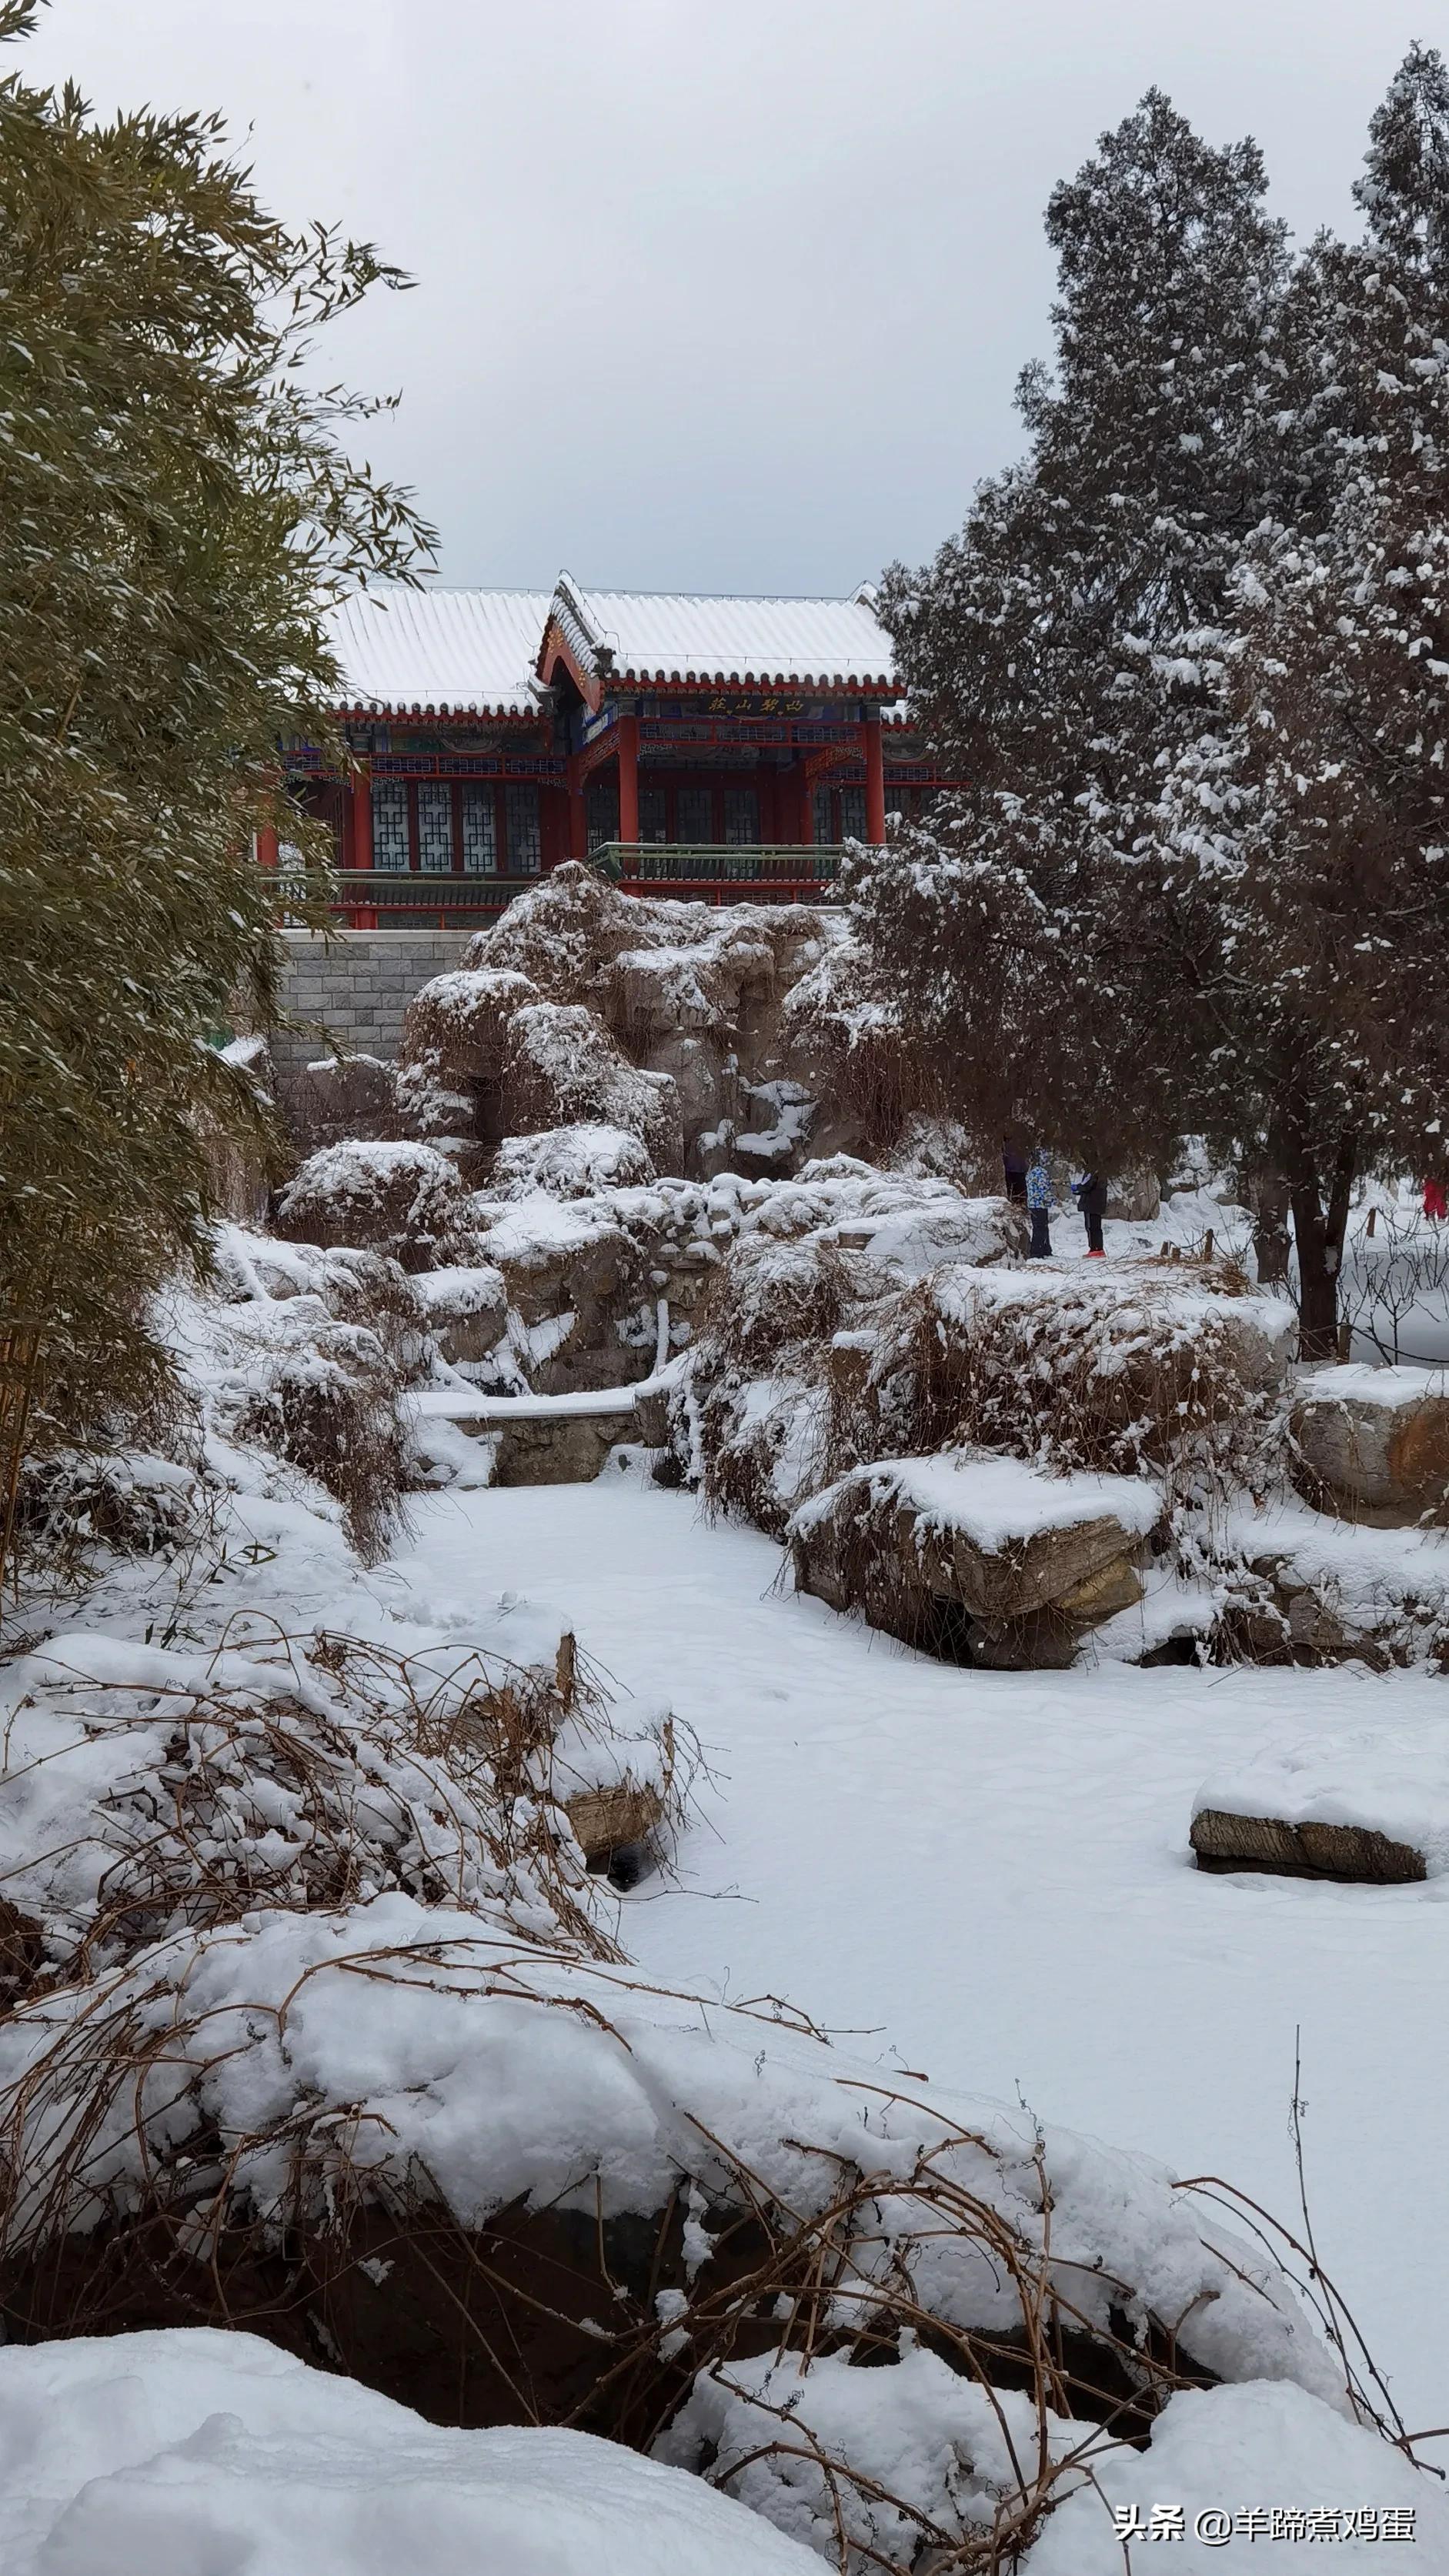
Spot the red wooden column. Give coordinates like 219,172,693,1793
566,752,587,859
863,712,886,846
351,762,373,869
349,761,376,926
616,710,639,880
256,821,279,869
795,765,814,847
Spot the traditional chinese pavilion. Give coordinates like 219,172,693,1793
275,576,948,919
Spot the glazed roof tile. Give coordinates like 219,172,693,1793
325,586,551,716
558,582,896,689
322,580,900,715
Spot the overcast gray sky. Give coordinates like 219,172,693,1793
18,0,1442,595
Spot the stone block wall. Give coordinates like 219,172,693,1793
272,930,469,1077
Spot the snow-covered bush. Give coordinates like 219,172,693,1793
11,1447,209,1572
223,1301,406,1563
275,1140,474,1272
0,1627,631,1994
833,1263,1292,1502
780,927,930,1158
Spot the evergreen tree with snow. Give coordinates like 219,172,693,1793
1154,45,1449,1347
860,89,1300,1177
861,58,1449,1353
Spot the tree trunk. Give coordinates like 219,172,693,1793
1286,1133,1357,1363
1246,1169,1292,1286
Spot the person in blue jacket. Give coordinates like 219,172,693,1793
1025,1150,1053,1258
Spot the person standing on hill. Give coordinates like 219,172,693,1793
1025,1150,1053,1258
1002,1134,1028,1205
1073,1167,1109,1258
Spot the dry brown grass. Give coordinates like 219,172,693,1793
0,1630,636,2008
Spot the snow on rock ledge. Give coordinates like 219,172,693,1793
1190,1726,1449,1883
0,2328,820,2576
275,1140,473,1271
1291,1364,1449,1523
791,1454,1159,1662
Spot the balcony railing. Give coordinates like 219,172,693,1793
275,870,545,924
274,847,845,924
592,842,843,889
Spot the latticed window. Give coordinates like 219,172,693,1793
461,783,496,873
506,783,543,872
839,786,866,843
723,787,758,847
371,778,409,872
676,786,713,845
584,779,616,856
417,779,453,873
884,782,913,826
638,787,667,843
812,786,834,845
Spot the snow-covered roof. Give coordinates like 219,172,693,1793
324,586,552,717
549,579,896,691
321,578,900,716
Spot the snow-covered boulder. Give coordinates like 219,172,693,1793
791,1455,1159,1666
1190,1726,1449,1884
492,1121,657,1200
396,962,683,1175
412,1261,508,1366
0,2329,820,2576
0,1891,1348,2450
1221,1497,1449,1670
275,1139,473,1272
1291,1364,1449,1523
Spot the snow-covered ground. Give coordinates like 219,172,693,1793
0,2328,820,2576
395,1472,1449,2438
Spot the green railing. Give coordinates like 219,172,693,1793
592,842,843,886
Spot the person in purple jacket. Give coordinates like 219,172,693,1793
1073,1166,1108,1258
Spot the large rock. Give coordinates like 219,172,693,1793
1291,1366,1449,1523
469,1198,661,1393
275,1140,472,1272
275,1051,399,1158
790,1455,1159,1664
413,1263,508,1367
450,866,841,1176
